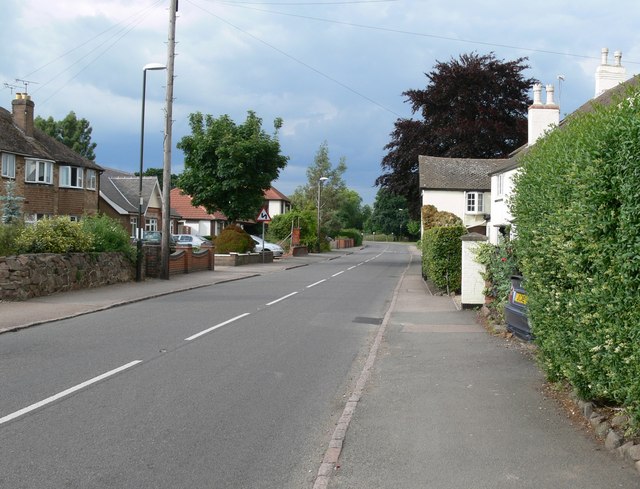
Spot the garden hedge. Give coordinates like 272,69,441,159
512,81,640,423
421,224,466,293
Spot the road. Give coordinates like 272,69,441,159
0,243,408,489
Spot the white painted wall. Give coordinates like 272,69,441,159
488,167,517,244
422,189,490,234
461,236,488,307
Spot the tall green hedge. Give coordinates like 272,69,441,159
512,82,640,422
421,224,466,292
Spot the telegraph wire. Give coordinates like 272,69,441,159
185,0,402,117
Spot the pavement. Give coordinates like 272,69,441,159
2,246,639,487
0,252,337,334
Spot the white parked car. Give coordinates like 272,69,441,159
250,235,284,257
173,234,211,247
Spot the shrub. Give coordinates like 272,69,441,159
421,205,462,232
512,81,640,423
421,224,466,293
15,216,94,253
81,214,135,260
0,223,24,256
267,209,317,249
474,240,519,317
215,224,254,253
337,228,363,246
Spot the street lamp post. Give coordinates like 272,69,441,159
317,176,328,252
136,63,166,282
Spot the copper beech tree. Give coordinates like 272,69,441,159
377,52,536,218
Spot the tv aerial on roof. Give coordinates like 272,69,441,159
15,78,39,94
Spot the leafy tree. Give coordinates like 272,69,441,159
290,141,354,236
377,52,536,218
369,189,409,238
177,111,288,222
136,167,179,189
35,111,97,160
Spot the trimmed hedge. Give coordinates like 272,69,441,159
421,224,466,293
512,81,640,423
337,228,363,246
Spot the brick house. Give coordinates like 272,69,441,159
0,94,103,221
99,168,179,238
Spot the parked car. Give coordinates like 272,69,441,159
142,231,176,252
504,275,532,341
173,234,211,247
250,235,284,257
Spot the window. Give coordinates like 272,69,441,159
86,169,97,190
496,174,504,198
59,166,84,188
1,153,16,179
466,192,484,213
25,159,53,184
145,218,158,232
130,217,138,238
25,213,52,224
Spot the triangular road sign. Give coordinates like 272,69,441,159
256,207,271,222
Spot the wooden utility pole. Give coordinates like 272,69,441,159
161,0,178,280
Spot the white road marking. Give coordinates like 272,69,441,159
185,313,251,341
0,360,142,426
332,271,345,277
347,266,356,270
307,279,327,288
265,291,298,306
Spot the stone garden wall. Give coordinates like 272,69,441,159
0,252,134,301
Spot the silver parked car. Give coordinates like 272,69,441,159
250,235,284,257
173,234,211,247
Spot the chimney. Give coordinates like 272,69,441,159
528,83,560,146
11,93,35,137
595,47,627,97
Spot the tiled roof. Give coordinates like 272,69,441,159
170,188,227,220
418,155,506,190
100,168,160,215
0,107,102,171
571,74,640,116
264,186,290,202
489,75,640,176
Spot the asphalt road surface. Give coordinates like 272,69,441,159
0,243,407,488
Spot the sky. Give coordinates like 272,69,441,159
2,0,640,206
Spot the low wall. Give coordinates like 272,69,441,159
331,238,355,249
215,252,273,266
0,252,135,301
145,244,215,278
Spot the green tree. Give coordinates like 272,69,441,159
136,167,178,189
35,111,97,160
0,180,24,224
369,189,409,238
177,111,288,222
290,141,349,236
377,52,535,218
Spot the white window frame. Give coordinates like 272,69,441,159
1,153,16,179
145,218,158,232
59,166,84,189
466,191,484,214
25,159,54,184
86,169,97,190
496,174,504,199
130,216,138,238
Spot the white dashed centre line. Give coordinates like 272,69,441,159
265,291,298,306
0,360,142,426
307,279,327,288
185,313,251,341
332,271,345,277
